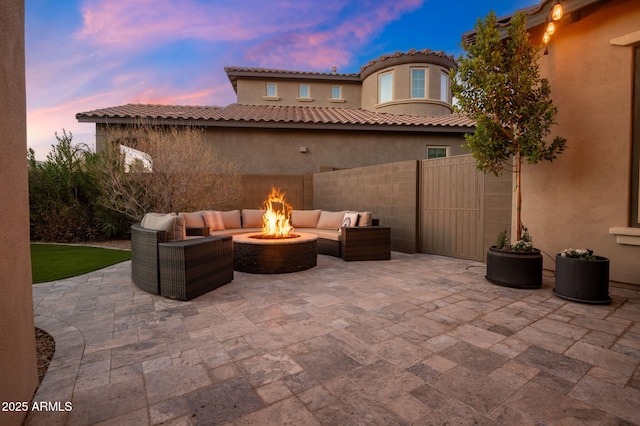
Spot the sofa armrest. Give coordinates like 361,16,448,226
158,236,233,300
186,226,210,237
341,226,391,261
130,224,167,294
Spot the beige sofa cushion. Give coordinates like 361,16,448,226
220,210,242,229
317,210,347,230
141,212,185,241
202,210,225,231
242,209,265,228
291,209,321,228
306,229,341,241
357,211,372,226
180,211,205,228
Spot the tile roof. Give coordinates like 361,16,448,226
76,104,223,120
224,66,359,78
76,103,475,131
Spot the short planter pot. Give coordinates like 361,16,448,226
553,254,611,304
485,246,543,289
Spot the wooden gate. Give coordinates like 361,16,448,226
421,155,485,261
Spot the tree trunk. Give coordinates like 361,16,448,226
515,150,522,241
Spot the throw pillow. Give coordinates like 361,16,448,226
180,211,205,228
341,212,359,228
202,210,225,231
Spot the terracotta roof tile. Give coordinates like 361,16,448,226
77,103,475,130
224,66,359,78
360,48,456,74
76,104,223,120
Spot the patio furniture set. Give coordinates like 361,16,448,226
131,209,391,301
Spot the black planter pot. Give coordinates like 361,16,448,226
486,246,543,289
553,254,611,304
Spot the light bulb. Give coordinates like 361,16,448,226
547,21,556,35
552,3,563,21
543,32,551,44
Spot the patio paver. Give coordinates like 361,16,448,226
26,252,640,425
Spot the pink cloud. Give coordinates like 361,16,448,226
245,0,425,70
76,0,347,50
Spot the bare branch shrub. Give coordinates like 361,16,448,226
93,121,241,221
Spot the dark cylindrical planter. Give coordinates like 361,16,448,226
486,246,543,289
553,255,611,304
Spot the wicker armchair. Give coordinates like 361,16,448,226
131,224,233,300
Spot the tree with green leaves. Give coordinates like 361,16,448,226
452,11,566,241
28,130,129,241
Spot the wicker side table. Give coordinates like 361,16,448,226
159,236,233,300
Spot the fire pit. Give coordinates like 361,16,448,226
233,188,317,274
233,232,317,274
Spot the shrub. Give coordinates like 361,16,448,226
28,130,130,242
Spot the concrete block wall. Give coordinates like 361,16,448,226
313,160,420,253
238,174,308,210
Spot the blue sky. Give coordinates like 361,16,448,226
26,0,535,159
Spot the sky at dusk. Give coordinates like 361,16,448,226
26,0,535,159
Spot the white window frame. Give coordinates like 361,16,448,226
440,72,449,103
411,68,427,99
331,85,342,99
379,72,393,104
299,84,310,98
264,83,279,100
426,146,449,159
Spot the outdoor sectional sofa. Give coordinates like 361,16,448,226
180,209,391,261
131,209,390,300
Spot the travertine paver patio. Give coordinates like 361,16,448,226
27,252,640,425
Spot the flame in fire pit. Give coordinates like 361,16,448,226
261,188,295,238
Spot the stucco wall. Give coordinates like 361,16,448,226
236,78,362,108
361,62,453,115
0,1,38,424
524,0,640,285
203,127,468,174
313,161,420,253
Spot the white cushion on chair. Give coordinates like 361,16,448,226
141,213,185,241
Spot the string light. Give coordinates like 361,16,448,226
546,21,556,35
552,0,563,21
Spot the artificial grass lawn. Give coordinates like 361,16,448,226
31,244,131,284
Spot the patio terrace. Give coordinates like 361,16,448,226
28,252,640,425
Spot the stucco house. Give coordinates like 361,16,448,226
463,0,639,285
76,49,474,175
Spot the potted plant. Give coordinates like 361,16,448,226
553,248,611,304
486,227,543,289
451,11,566,288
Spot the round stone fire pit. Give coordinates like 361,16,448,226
233,232,318,274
